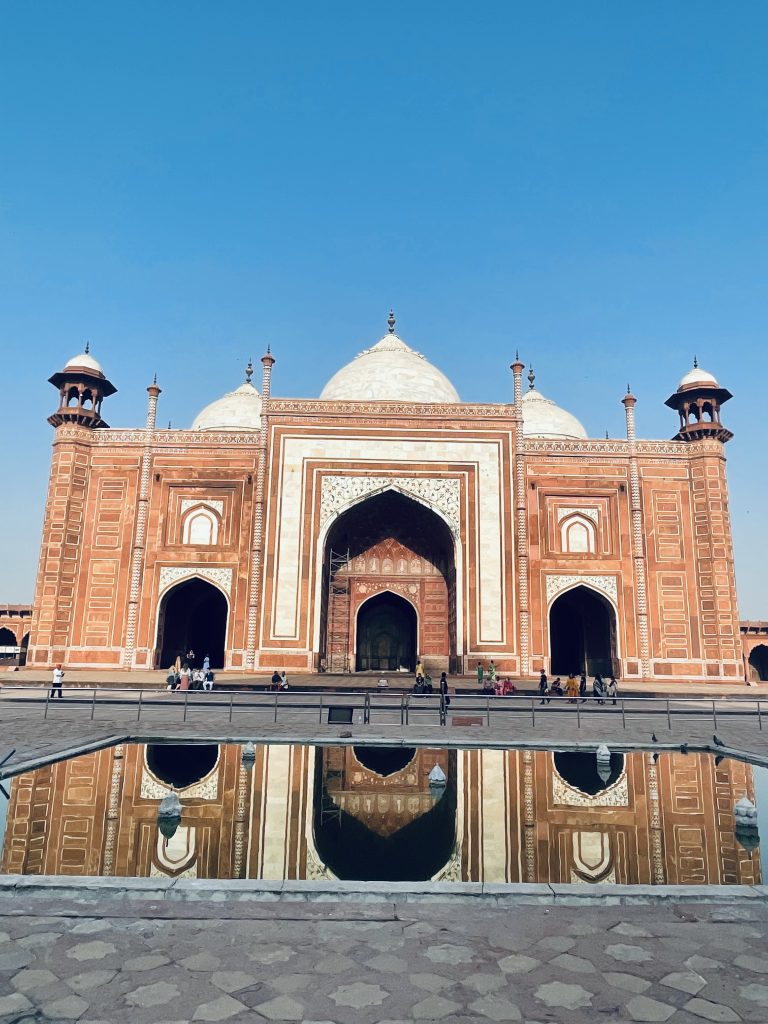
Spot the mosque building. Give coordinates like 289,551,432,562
27,314,742,682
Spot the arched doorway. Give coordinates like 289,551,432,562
355,592,417,672
549,585,617,677
0,627,17,663
749,645,768,682
321,489,457,673
155,578,228,669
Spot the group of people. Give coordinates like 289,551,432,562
270,670,290,690
413,661,451,702
538,670,618,705
166,653,215,691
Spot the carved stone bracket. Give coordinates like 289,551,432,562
320,475,461,535
158,565,233,597
545,573,618,606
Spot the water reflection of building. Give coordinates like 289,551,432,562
0,744,761,887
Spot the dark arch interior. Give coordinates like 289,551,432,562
353,746,416,776
356,592,417,672
554,751,625,795
156,578,227,669
146,744,218,789
749,645,768,682
550,585,617,677
313,748,457,881
0,627,16,646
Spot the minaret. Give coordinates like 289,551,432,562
246,348,275,670
664,358,733,442
47,343,117,428
622,385,650,679
510,352,530,677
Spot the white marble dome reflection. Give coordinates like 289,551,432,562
320,319,460,404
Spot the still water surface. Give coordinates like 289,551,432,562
0,742,764,886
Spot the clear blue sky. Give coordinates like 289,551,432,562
1,1,766,616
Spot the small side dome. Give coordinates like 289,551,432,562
64,344,105,376
192,362,262,431
319,313,460,404
521,372,588,440
677,358,719,391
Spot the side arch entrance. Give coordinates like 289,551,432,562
355,591,417,672
549,585,618,677
748,645,768,682
155,577,228,669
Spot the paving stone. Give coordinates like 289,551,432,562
248,944,294,964
313,953,357,974
211,970,258,993
11,967,59,991
192,994,248,1021
271,974,313,993
549,952,596,974
610,921,653,937
124,953,171,971
364,952,409,972
536,935,576,952
71,919,112,934
125,981,182,1007
180,951,222,971
0,993,33,1016
423,943,475,965
40,994,91,1019
739,983,768,1006
625,994,676,1021
498,953,541,974
463,973,506,994
411,994,462,1019
734,954,768,974
409,973,455,992
468,994,523,1021
535,981,593,1009
17,930,59,948
65,968,118,992
328,982,389,1008
0,948,34,970
683,997,742,1022
660,970,707,994
604,972,652,994
66,940,117,961
605,943,652,963
687,955,725,971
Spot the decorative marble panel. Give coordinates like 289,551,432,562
545,573,618,606
557,506,599,524
552,768,629,807
180,498,224,515
158,565,233,597
320,475,461,535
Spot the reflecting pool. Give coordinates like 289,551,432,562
0,742,763,885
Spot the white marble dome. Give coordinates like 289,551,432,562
65,350,105,375
192,379,262,431
521,386,588,440
677,363,718,390
320,323,460,404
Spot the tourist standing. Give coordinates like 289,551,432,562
280,670,289,690
50,663,64,699
179,663,191,690
488,661,497,685
415,660,425,686
186,647,195,667
607,676,618,705
203,654,210,674
439,671,450,703
476,662,485,686
566,673,578,702
592,674,604,705
579,673,588,701
538,670,548,702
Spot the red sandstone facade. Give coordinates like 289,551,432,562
26,334,743,681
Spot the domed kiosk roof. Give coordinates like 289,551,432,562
319,314,460,404
521,371,588,440
676,358,719,391
192,363,262,431
64,344,105,376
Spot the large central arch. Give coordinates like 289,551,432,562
549,584,618,677
319,488,458,673
355,591,417,672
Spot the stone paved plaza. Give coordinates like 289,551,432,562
1,891,768,1023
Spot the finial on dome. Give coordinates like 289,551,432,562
387,309,396,334
245,358,254,384
153,372,157,385
85,341,90,355
515,349,520,361
627,383,631,394
168,420,172,429
605,429,609,439
527,367,536,390
693,354,698,368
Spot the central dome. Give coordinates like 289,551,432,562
192,363,262,431
320,315,460,404
521,380,587,440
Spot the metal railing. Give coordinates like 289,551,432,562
0,683,763,731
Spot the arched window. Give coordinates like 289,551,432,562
181,506,219,546
561,515,596,554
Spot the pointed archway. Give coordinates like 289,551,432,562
355,591,417,672
549,585,617,677
155,577,228,669
749,645,768,682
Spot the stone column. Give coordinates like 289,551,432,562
246,351,274,670
622,390,650,678
123,379,161,668
511,356,530,677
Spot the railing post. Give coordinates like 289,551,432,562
758,701,762,731
405,694,409,726
486,696,490,727
91,686,97,720
576,699,580,730
136,688,143,722
319,693,323,724
621,698,626,730
229,690,234,723
666,697,672,731
712,699,717,731
43,685,51,720
400,695,404,726
274,692,278,723
364,692,370,725
531,697,535,727
183,689,189,722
